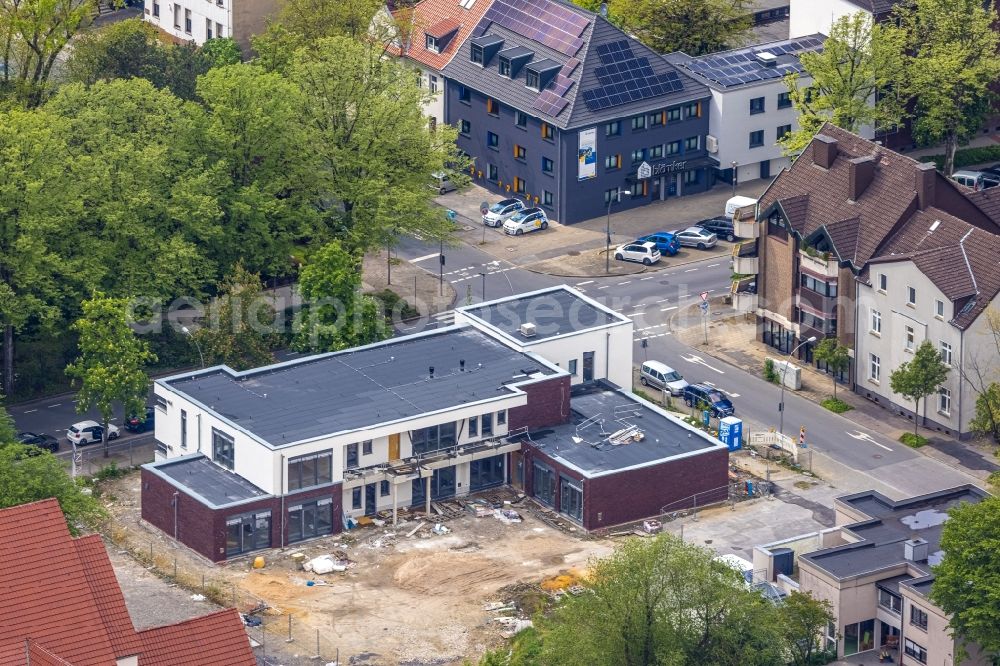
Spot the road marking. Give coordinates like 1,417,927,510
684,268,698,273
597,285,610,290
707,263,721,268
680,353,725,374
637,323,668,331
847,430,892,451
617,280,632,286
23,409,37,413
655,297,671,304
49,403,61,408
660,306,678,311
576,280,593,287
401,325,418,331
409,253,439,263
640,276,655,281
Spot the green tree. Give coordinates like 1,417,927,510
778,591,836,666
196,64,320,276
930,495,1000,662
889,340,950,436
65,294,156,458
65,18,164,85
970,383,1000,444
812,338,850,399
573,0,753,55
780,12,907,155
895,0,1000,175
0,444,104,532
0,0,101,105
0,399,15,444
194,263,276,370
292,36,468,253
294,241,387,352
200,36,241,67
0,106,78,397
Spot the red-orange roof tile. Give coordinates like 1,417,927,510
394,0,494,71
138,609,256,666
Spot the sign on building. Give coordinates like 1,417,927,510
578,128,596,180
637,161,652,180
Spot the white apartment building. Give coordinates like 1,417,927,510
856,216,1000,439
669,34,824,185
143,0,277,50
788,0,883,39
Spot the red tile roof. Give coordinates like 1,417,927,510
0,499,255,666
392,0,494,71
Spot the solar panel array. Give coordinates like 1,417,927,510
560,57,580,77
482,0,588,57
681,36,824,88
532,89,570,117
581,40,684,112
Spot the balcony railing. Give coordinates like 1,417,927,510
798,249,838,279
732,240,758,275
733,213,759,240
731,277,758,313
342,427,528,482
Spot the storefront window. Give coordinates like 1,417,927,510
532,462,556,506
843,619,875,656
559,477,583,521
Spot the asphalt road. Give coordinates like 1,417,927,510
10,228,979,497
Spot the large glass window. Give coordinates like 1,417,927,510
212,429,234,470
482,413,493,437
287,498,333,543
560,477,583,521
288,451,333,491
225,510,271,557
532,462,556,506
878,588,902,614
800,273,837,297
346,443,359,470
411,422,457,455
469,416,478,437
910,605,928,630
470,455,505,491
843,619,875,656
411,465,457,505
904,638,927,663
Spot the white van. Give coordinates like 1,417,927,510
725,195,757,220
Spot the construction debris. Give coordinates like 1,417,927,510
495,509,522,524
304,555,347,574
642,519,662,534
432,523,450,535
405,521,426,537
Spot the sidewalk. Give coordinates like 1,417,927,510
436,181,747,277
671,298,997,483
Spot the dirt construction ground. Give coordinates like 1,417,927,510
102,474,614,665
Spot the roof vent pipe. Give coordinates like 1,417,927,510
460,359,466,371
429,366,435,379
599,1,607,17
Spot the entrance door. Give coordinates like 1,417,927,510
365,483,377,516
582,351,595,381
388,433,401,461
410,465,457,506
760,159,771,180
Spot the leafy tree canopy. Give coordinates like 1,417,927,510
194,262,277,371
889,340,950,435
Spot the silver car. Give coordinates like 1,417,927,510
674,226,718,250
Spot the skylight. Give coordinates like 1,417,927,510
459,0,476,8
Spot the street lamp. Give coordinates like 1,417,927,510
605,188,632,273
181,326,205,368
731,161,739,196
778,335,817,434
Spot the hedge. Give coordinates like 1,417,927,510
924,145,1000,171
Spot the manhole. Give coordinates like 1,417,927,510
567,250,580,256
507,247,516,252
461,225,474,232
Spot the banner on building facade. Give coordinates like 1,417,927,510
578,128,596,180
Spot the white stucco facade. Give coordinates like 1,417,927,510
855,260,999,438
416,66,446,128
143,0,277,49
789,0,867,39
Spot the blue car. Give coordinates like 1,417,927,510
683,384,735,418
637,233,681,256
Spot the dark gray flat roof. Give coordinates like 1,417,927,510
161,327,557,446
150,455,269,508
460,286,627,342
800,486,987,585
523,382,723,477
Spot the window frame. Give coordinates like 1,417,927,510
684,136,699,152
542,156,554,173
515,110,528,128
458,85,471,103
870,308,881,334
498,56,511,77
667,107,682,122
542,190,553,207
525,68,540,90
469,415,478,437
288,450,334,491
212,428,235,470
471,44,484,65
605,121,621,137
910,605,928,631
904,638,927,664
749,130,765,148
935,299,945,318
777,92,792,109
425,34,439,53
631,115,646,131
487,131,499,149
878,273,887,292
869,353,881,382
940,341,952,366
907,286,916,305
568,359,578,375
749,97,765,114
514,143,526,160
777,124,792,141
459,119,471,135
905,325,915,351
939,386,952,415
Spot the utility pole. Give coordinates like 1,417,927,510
439,240,444,297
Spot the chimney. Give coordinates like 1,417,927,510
812,134,838,169
848,156,876,201
915,162,936,210
429,366,435,379
460,359,465,372
904,537,929,562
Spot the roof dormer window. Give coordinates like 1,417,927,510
525,69,539,90
426,34,440,54
499,57,511,77
471,44,484,64
524,59,561,92
469,35,504,67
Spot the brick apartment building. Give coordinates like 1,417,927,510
142,287,729,562
749,124,1000,385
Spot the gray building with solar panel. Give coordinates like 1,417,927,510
441,0,714,225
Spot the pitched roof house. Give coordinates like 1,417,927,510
0,499,255,666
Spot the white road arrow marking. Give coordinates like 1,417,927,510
680,354,725,374
409,253,439,263
847,430,892,451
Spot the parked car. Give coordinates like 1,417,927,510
614,241,661,266
636,232,680,256
482,198,525,227
67,420,120,446
503,207,549,235
15,431,59,453
125,407,156,433
682,383,735,417
639,361,689,396
429,171,456,195
951,170,991,191
673,226,718,250
697,216,738,242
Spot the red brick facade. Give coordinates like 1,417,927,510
522,444,729,531
508,375,571,431
141,468,343,563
